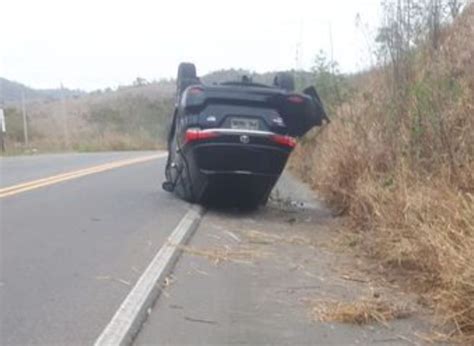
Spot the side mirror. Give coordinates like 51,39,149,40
162,181,174,192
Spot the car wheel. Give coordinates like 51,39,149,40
177,62,198,95
260,191,271,206
273,72,295,92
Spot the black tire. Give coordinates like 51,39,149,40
177,63,198,95
273,72,295,92
174,158,195,203
177,62,196,80
259,191,271,207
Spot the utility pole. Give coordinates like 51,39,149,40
294,18,304,89
328,21,341,103
60,83,70,149
328,21,335,74
295,19,304,71
21,89,29,148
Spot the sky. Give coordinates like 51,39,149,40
0,0,382,91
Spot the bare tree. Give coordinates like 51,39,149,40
428,0,442,50
377,0,466,71
447,0,463,18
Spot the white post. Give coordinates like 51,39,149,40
0,108,6,152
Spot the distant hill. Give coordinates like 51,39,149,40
0,68,317,107
0,77,85,105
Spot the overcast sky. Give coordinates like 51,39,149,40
0,0,381,91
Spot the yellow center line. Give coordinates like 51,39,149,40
0,153,167,198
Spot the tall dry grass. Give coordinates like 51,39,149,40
291,4,474,340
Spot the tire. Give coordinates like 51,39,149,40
177,62,196,80
177,63,198,95
174,158,195,203
259,191,271,207
273,72,295,92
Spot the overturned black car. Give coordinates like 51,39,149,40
162,63,327,209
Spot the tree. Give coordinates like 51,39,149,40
377,0,466,60
447,0,463,18
133,77,148,87
311,50,347,111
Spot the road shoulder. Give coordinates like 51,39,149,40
134,174,434,345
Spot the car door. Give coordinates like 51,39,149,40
277,87,327,137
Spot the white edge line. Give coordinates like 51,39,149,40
94,205,205,346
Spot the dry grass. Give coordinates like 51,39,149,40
177,244,268,265
310,297,412,327
243,229,316,247
291,5,474,341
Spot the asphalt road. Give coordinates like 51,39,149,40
1,152,429,346
0,151,190,345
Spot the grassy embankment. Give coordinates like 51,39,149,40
291,4,473,341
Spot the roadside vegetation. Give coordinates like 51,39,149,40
291,1,473,341
1,80,174,153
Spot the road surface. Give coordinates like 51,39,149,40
1,152,431,346
0,152,189,345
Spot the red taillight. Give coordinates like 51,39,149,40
185,129,219,144
188,86,204,95
287,95,304,104
271,134,297,148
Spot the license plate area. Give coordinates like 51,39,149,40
230,117,259,130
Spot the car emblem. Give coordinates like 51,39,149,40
272,117,284,126
240,135,250,144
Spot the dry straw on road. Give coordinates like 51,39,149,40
176,244,268,265
310,297,412,327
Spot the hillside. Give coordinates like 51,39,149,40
1,79,176,152
291,3,474,341
0,77,85,105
